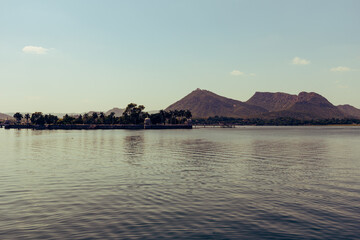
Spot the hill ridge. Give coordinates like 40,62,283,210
167,89,360,120
166,89,267,118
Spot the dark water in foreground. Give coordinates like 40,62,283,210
0,127,359,239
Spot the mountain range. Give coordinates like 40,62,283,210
166,88,360,120
1,89,359,120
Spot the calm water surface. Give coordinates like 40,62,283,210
0,127,359,239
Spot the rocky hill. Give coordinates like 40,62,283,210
167,89,359,120
337,105,360,119
254,92,346,120
285,92,345,119
105,108,124,117
0,113,12,120
166,88,267,118
246,92,297,112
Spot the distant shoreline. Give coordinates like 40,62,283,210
193,124,360,128
2,123,359,130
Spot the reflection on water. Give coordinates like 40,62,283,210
124,134,145,164
0,127,360,239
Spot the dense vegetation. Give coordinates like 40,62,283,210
194,116,360,126
9,103,192,126
6,107,360,127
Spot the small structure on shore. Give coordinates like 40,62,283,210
144,117,151,126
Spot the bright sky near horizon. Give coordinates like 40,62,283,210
0,0,359,113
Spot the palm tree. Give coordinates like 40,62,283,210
165,111,172,124
25,113,30,125
159,110,166,124
174,110,179,123
179,110,185,117
99,112,105,124
92,112,98,124
185,110,192,119
83,113,89,124
169,110,176,124
179,110,186,123
75,114,83,124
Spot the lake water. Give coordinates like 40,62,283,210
0,127,359,239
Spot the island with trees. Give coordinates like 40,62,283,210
4,103,193,130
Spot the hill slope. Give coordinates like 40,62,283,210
167,89,352,120
0,113,12,120
337,104,360,119
246,92,297,112
245,91,347,119
289,92,345,119
106,108,124,117
166,88,267,118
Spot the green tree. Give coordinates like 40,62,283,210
13,112,23,123
83,113,90,124
149,113,162,124
92,112,98,124
164,111,172,124
44,114,59,125
159,110,166,124
74,114,83,124
185,110,192,119
168,110,177,124
122,103,146,124
106,112,116,124
99,112,105,124
31,112,45,125
62,114,75,124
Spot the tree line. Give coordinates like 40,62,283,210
11,104,192,125
10,111,360,126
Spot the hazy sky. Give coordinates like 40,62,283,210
1,0,359,113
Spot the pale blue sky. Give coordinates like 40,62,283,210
0,0,359,113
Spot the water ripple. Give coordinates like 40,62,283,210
0,127,360,239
